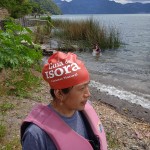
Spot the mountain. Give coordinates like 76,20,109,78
52,0,150,14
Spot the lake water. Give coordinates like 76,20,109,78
51,14,150,109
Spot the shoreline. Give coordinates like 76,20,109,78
89,72,150,124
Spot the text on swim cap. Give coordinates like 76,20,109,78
45,61,81,79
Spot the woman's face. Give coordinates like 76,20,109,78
62,81,91,112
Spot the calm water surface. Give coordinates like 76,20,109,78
52,14,150,109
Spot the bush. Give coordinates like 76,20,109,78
0,18,42,71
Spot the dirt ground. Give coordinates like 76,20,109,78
0,78,150,150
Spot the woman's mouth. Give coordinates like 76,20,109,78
81,101,87,106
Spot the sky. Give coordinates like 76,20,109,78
62,0,150,4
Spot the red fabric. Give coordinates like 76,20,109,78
42,52,90,89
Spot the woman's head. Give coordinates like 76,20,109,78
42,52,91,114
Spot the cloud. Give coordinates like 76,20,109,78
111,0,150,4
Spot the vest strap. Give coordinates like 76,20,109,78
83,103,107,150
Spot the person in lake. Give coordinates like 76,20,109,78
92,44,101,56
20,51,107,150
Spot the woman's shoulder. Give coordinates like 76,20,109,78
24,123,46,138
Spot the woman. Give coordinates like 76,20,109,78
21,52,107,150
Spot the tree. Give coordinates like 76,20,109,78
30,0,62,15
0,0,62,18
0,0,32,18
31,2,45,18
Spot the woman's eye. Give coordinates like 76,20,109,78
81,87,85,90
79,87,84,90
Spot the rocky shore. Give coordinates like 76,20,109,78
92,100,150,150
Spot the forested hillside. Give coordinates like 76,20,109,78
0,0,61,18
30,0,62,15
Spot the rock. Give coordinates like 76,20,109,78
130,146,140,150
134,131,143,140
71,44,79,51
42,49,56,56
40,44,50,50
49,39,59,49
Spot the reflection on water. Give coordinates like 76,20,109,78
93,55,101,61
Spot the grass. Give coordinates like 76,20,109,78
52,18,121,50
0,103,14,113
0,137,21,150
0,67,42,149
106,131,121,149
0,68,41,98
0,124,6,141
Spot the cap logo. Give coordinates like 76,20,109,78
45,60,81,79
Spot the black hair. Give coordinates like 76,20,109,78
50,87,73,98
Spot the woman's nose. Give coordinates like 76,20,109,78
84,87,91,98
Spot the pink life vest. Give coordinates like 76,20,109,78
21,102,107,150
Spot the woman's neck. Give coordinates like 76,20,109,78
51,101,75,117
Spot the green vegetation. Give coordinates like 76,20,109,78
0,137,21,150
0,124,6,141
0,69,41,98
0,0,32,18
106,131,120,149
0,18,42,70
0,19,43,93
30,0,62,15
30,1,45,17
0,0,61,19
0,18,42,97
52,19,121,50
0,103,14,113
0,19,42,148
33,16,54,44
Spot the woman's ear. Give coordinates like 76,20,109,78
54,89,63,100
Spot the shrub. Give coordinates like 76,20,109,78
0,18,42,71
